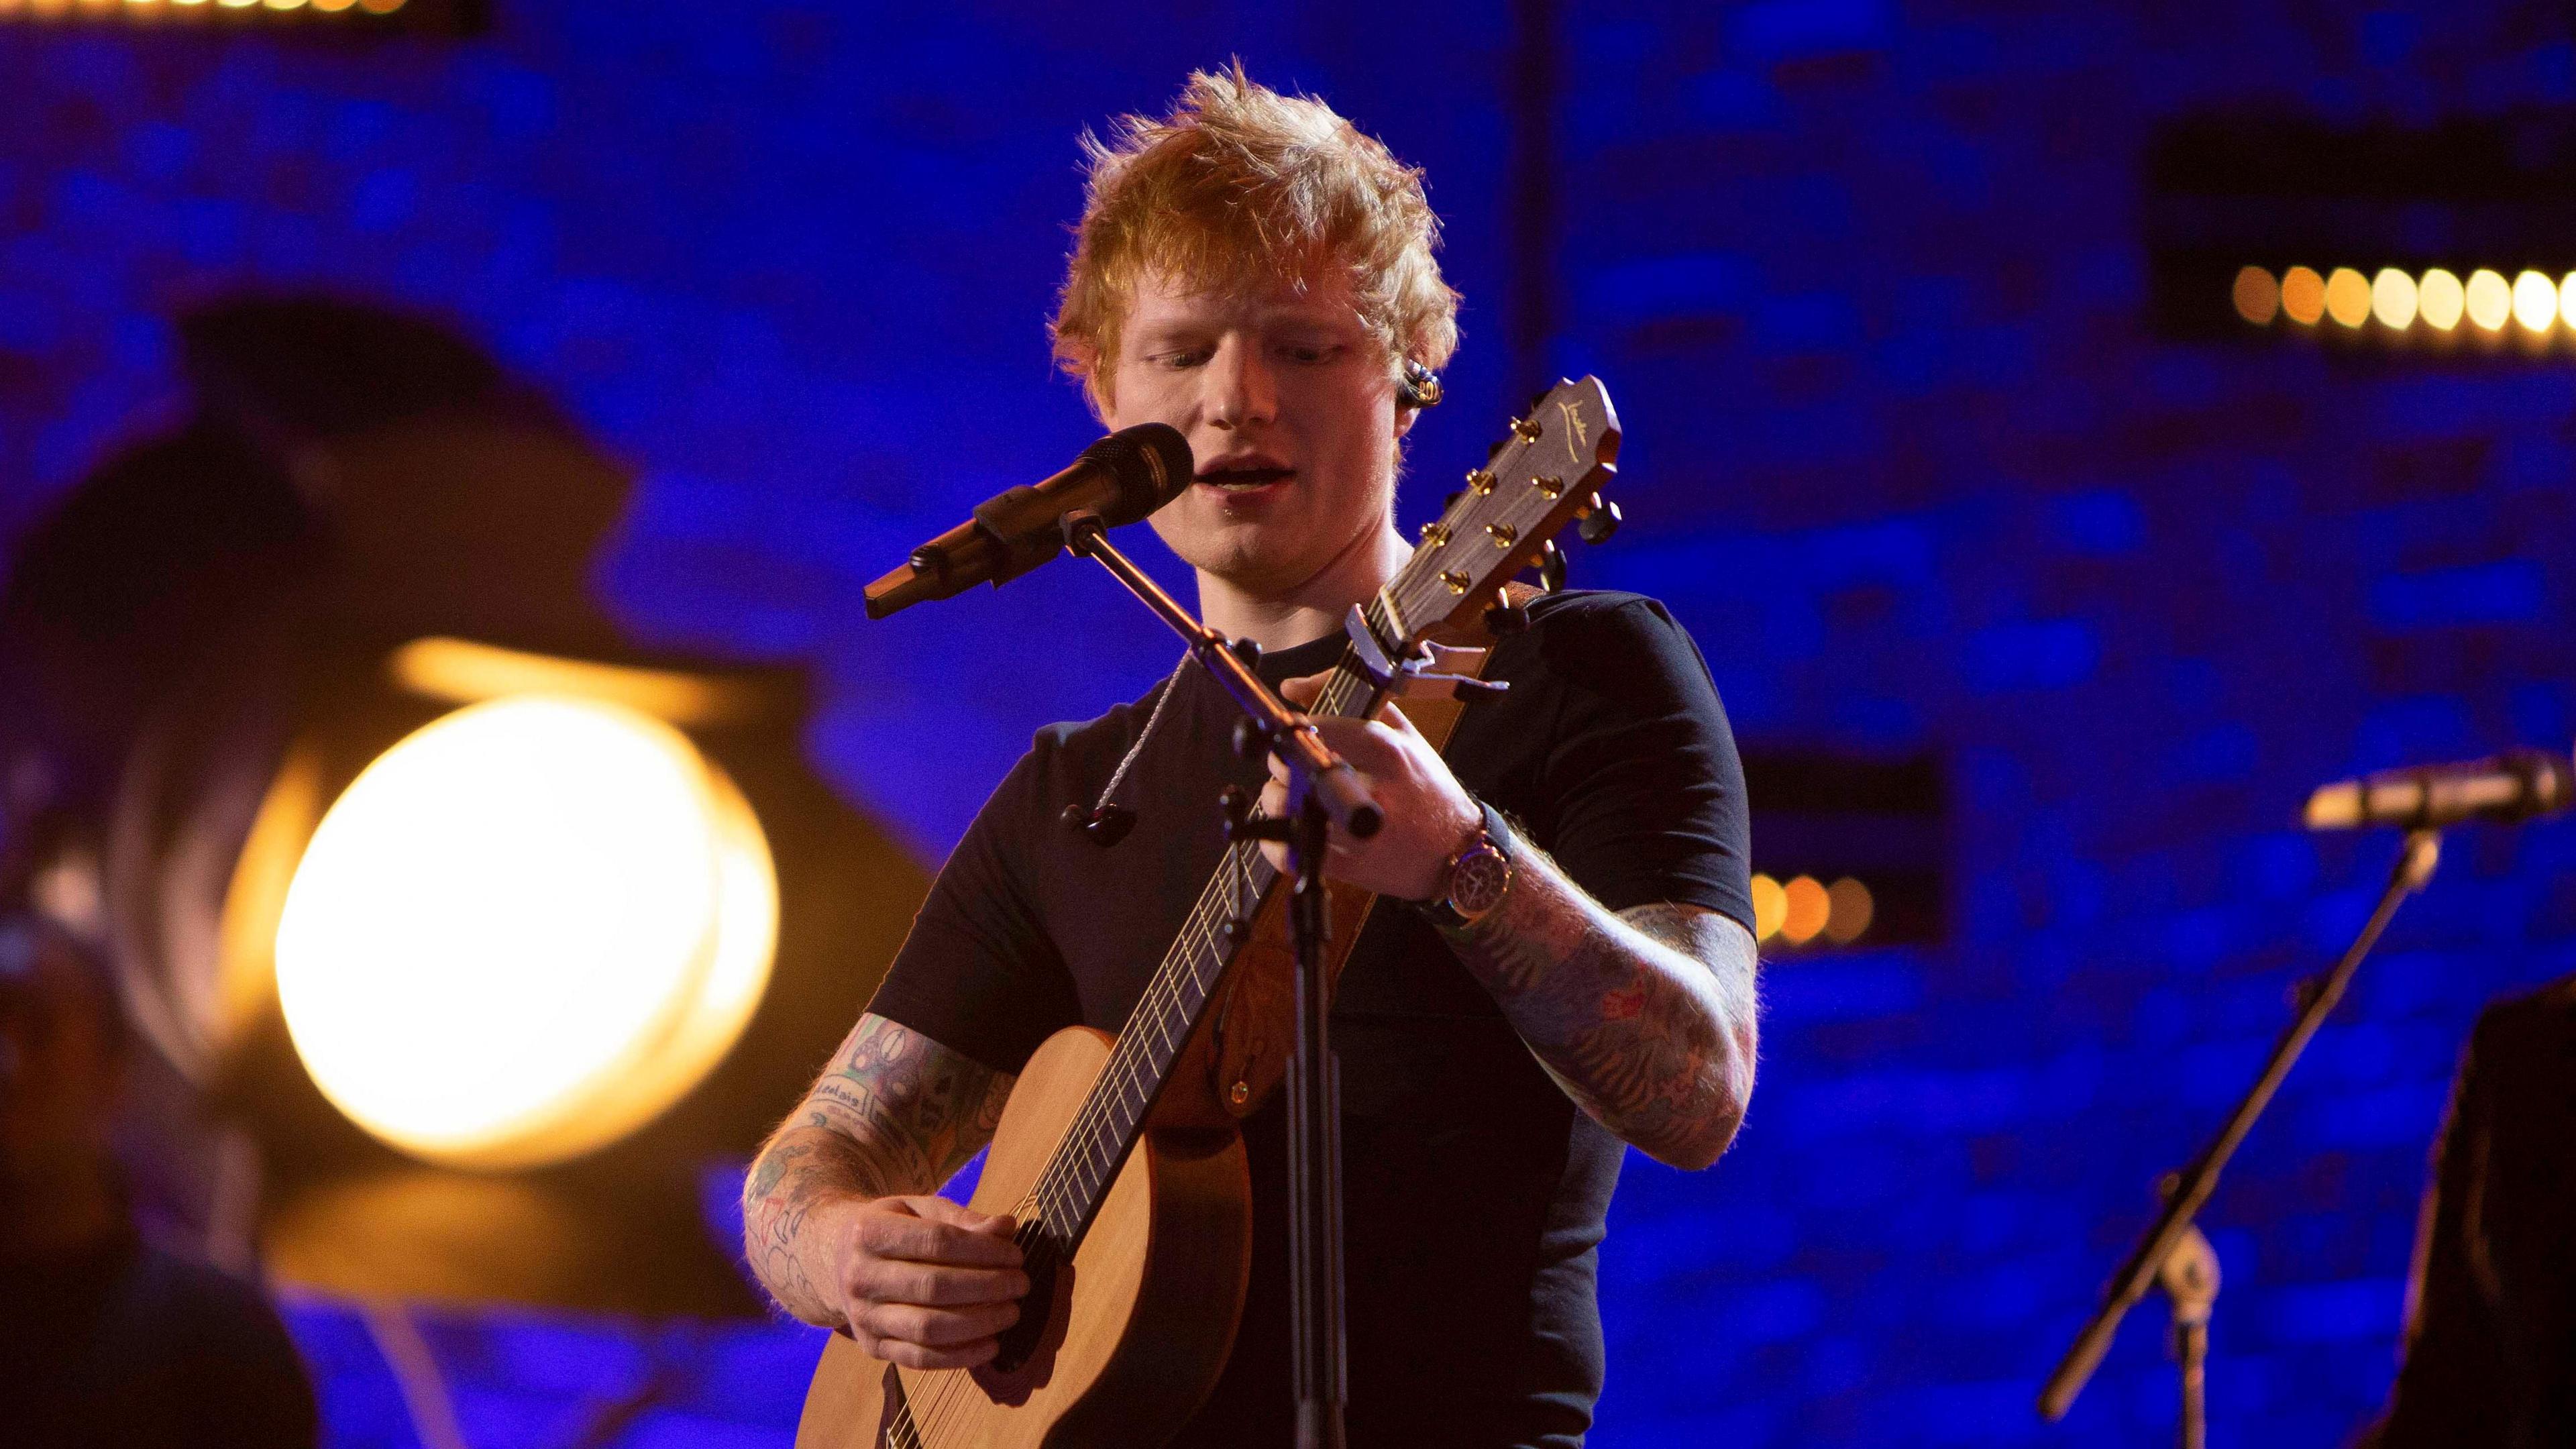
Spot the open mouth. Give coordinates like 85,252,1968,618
1195,461,1295,492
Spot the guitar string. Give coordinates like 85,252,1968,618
907,551,1484,1439
902,592,1426,1442
1015,647,1376,1233
1019,647,1377,1234
904,657,1379,1445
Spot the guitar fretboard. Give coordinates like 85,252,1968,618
1016,601,1395,1248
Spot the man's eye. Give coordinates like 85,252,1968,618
1281,343,1342,364
1159,350,1212,369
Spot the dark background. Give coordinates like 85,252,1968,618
5,1,2575,1444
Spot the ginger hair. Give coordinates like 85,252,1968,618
1051,64,1461,408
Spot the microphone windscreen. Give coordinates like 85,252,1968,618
1081,423,1194,527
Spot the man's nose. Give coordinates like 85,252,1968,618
1204,338,1277,429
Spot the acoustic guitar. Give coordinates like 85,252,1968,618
796,377,1622,1449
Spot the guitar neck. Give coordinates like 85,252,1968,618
1022,603,1400,1247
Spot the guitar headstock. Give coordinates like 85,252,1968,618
1382,376,1621,642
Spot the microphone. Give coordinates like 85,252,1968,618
864,423,1193,620
2303,746,2575,830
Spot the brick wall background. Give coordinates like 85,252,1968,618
6,3,2575,1445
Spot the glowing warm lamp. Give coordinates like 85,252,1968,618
274,696,777,1169
2278,266,2326,325
2560,273,2576,330
2322,268,2371,328
1823,878,1874,945
2369,268,2418,330
2512,270,2558,333
2418,269,2465,330
2465,270,2512,331
2231,267,2279,325
1780,875,1831,947
1748,873,1786,943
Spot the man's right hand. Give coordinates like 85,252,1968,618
827,1194,1029,1370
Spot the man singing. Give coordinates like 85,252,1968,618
744,66,1760,1445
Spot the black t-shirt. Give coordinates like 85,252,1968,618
868,590,1752,1448
0,1226,319,1449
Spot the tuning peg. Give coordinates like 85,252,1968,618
1577,498,1622,545
1537,539,1566,594
1228,636,1263,669
1484,588,1530,635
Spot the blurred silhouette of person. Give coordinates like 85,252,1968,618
0,909,317,1449
2366,975,2576,1448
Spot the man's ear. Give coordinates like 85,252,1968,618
1393,401,1419,441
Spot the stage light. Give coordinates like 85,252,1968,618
273,696,777,1171
2418,269,2465,330
1749,873,1786,943
2231,267,2279,325
2323,268,2371,328
2370,268,2418,329
388,636,748,727
2279,266,2326,325
1780,875,1830,946
2561,274,2576,330
2514,270,2558,333
2465,269,2512,330
1824,877,1874,945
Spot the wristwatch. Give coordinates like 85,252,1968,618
1415,799,1515,932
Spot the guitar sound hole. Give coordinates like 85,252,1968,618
990,1234,1063,1374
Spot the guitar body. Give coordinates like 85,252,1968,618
796,1027,1252,1449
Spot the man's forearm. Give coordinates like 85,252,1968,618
742,1014,1014,1325
1443,844,1759,1170
743,1124,894,1325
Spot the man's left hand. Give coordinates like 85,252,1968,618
1257,671,1481,902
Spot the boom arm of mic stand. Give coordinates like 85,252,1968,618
1059,513,1381,839
2037,828,2442,1422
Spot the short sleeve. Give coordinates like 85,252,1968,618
863,739,1083,1075
1522,596,1755,933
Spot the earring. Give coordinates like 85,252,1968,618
1397,360,1444,411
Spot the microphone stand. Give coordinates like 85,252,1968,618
2038,828,2443,1436
1060,511,1369,1449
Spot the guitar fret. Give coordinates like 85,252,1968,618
1024,652,1384,1248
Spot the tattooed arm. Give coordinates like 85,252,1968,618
741,1013,1030,1367
1264,672,1760,1171
1438,842,1758,1170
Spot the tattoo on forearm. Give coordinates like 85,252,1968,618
741,1013,1014,1324
1446,843,1759,1169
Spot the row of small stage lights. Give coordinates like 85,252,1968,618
1750,873,1873,949
2235,264,2576,337
0,0,407,14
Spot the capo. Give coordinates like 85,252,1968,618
1342,606,1509,702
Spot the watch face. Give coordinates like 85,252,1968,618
1449,845,1511,918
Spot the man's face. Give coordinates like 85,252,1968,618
1104,268,1411,597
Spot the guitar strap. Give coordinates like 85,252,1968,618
1201,582,1544,1120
